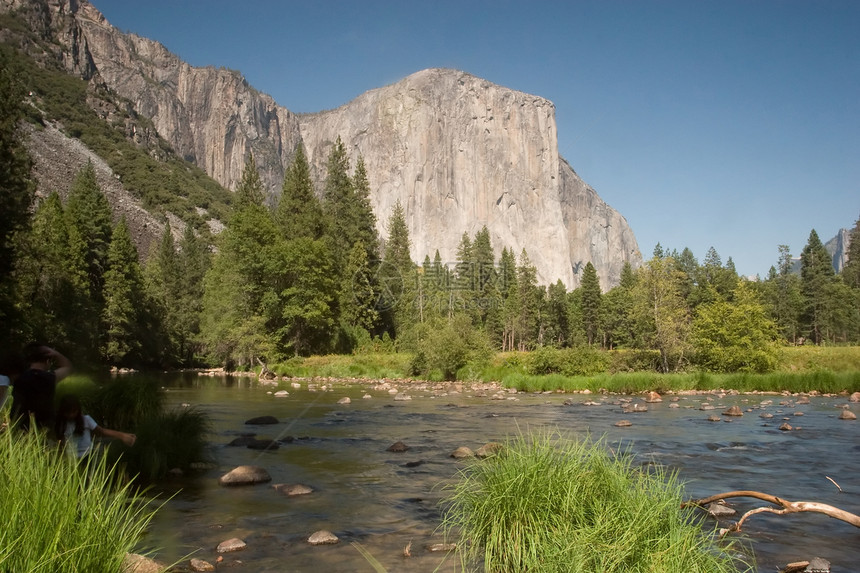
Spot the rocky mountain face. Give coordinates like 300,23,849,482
825,228,851,273
4,0,642,289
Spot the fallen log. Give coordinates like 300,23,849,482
682,490,860,535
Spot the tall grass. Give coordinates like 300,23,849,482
109,407,211,482
271,353,412,380
500,370,860,393
442,431,752,573
0,427,159,573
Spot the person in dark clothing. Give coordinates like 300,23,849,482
11,344,73,431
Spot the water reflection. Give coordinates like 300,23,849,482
131,374,860,571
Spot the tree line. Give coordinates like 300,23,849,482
2,51,859,372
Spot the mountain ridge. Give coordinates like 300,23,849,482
3,0,642,288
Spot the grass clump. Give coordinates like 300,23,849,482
443,431,751,573
0,427,158,572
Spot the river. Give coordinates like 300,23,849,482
138,373,859,572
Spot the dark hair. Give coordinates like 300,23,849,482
23,342,50,365
55,394,85,446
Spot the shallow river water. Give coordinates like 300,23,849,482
140,374,860,572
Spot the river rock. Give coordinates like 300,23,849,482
779,422,793,431
273,483,314,496
645,391,662,403
797,396,811,404
722,406,743,417
475,442,503,458
216,537,246,553
782,562,809,573
190,558,215,572
121,553,163,573
337,397,351,405
614,420,632,427
839,410,856,420
669,403,680,409
451,446,474,459
274,390,289,397
387,441,410,452
246,438,279,451
426,543,457,552
849,392,860,402
394,393,412,401
228,436,256,447
308,530,339,545
219,465,272,486
622,403,648,413
245,415,279,425
707,415,721,422
707,502,737,517
363,394,372,399
805,557,830,572
760,412,774,419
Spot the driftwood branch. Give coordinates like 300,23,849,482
683,490,860,535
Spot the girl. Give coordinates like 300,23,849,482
54,395,136,459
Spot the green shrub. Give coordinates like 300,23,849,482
443,431,751,573
109,407,211,481
0,427,158,572
527,346,610,377
608,349,662,373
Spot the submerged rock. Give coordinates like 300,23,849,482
246,439,279,451
779,422,793,431
219,465,272,486
645,391,662,403
475,442,503,458
190,558,215,572
707,502,737,517
722,406,743,417
614,420,632,427
839,410,857,420
216,537,246,553
387,441,410,452
451,446,474,459
228,436,256,447
245,415,279,425
274,390,289,397
426,543,457,552
805,557,831,572
337,396,351,404
849,392,860,402
308,530,339,545
707,415,721,422
273,483,314,496
121,553,162,573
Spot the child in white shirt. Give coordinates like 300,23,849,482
55,394,136,459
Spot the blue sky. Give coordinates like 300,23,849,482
94,0,859,278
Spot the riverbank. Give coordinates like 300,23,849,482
262,346,860,394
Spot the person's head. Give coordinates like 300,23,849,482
23,342,51,367
55,394,85,439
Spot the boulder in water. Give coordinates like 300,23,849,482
308,530,339,545
216,537,246,553
219,465,272,486
245,415,279,425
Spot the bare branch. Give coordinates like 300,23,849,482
683,490,860,533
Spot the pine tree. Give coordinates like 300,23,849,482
515,249,541,350
544,280,569,347
580,262,602,346
272,237,338,355
145,223,182,366
65,162,113,302
800,229,836,344
275,144,326,240
601,261,637,349
235,153,266,208
101,218,146,365
0,50,33,300
471,226,498,327
341,240,380,333
15,194,91,356
351,156,380,260
381,199,414,335
843,214,860,289
176,225,210,363
322,136,354,266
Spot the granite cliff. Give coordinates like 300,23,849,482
3,0,642,288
